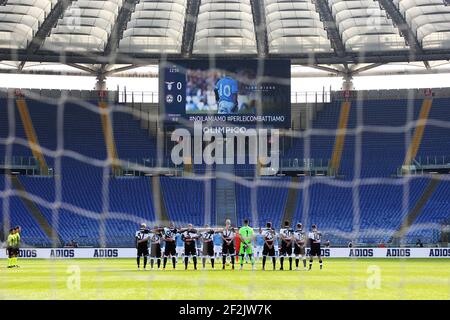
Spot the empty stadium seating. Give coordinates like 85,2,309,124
235,177,291,229
18,172,157,247
417,98,450,160
405,180,450,244
340,99,423,178
160,177,215,227
112,109,157,161
284,100,341,162
0,96,449,246
1,98,159,246
0,176,51,246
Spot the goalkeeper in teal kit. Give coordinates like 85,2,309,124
214,75,239,114
238,219,256,270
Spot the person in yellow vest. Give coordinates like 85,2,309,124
6,229,15,268
12,226,21,268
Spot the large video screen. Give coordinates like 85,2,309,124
160,60,291,128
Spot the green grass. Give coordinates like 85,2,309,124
0,258,449,300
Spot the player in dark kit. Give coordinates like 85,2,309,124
308,224,323,270
161,222,178,270
261,222,276,271
221,219,236,270
149,226,162,270
181,224,199,270
135,223,150,270
279,220,294,270
294,223,307,270
200,224,215,269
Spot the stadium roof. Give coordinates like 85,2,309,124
0,0,450,76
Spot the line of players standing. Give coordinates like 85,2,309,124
135,219,323,271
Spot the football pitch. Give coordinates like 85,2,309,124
0,258,449,300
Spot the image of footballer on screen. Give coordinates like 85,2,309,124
214,74,238,114
185,68,257,115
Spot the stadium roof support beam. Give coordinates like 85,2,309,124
308,65,345,76
103,0,139,63
1,51,450,66
353,67,450,77
97,0,140,86
351,63,385,76
251,0,269,57
2,64,450,78
314,0,346,58
17,0,74,70
377,0,430,69
66,63,97,75
181,0,201,57
104,64,140,76
89,0,139,89
0,68,92,76
293,64,450,78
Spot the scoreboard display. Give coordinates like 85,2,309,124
160,59,291,128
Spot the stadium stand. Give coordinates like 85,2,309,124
283,97,445,179
18,173,157,247
1,94,449,246
62,101,108,163
417,98,450,159
25,100,58,157
405,180,450,243
0,88,450,246
235,177,291,229
290,177,433,244
1,98,160,246
112,108,157,161
0,176,51,246
160,176,215,227
0,100,35,158
283,100,341,162
340,98,423,179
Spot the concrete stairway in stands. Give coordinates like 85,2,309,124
281,177,300,225
11,175,62,246
215,164,237,226
392,175,441,244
